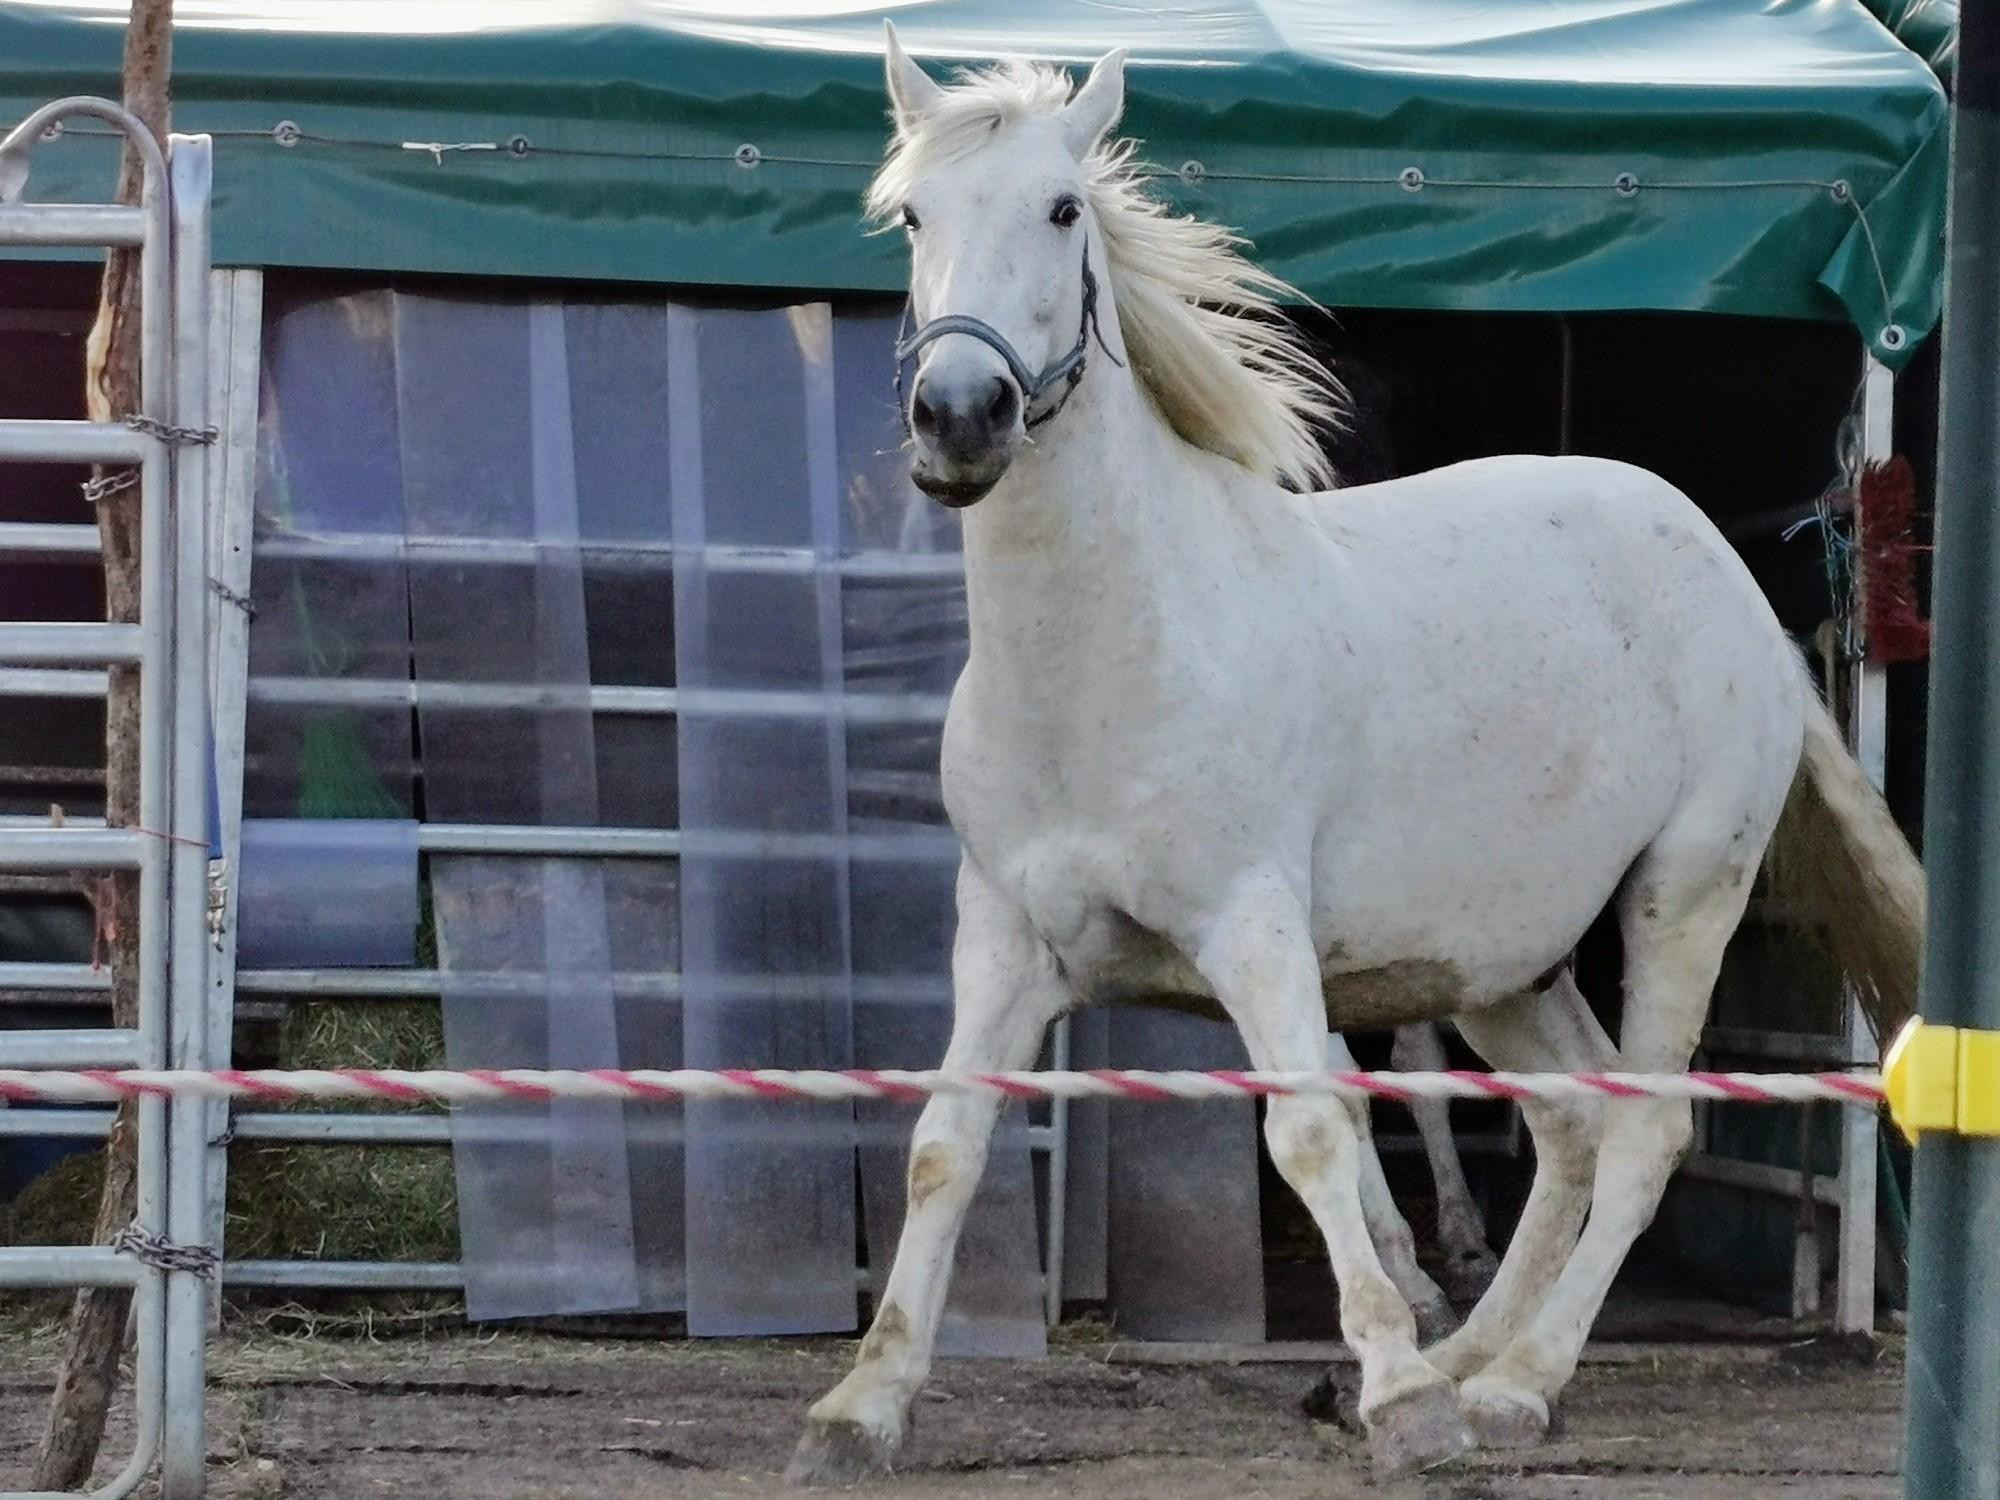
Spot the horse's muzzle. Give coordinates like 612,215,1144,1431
907,365,1023,506
912,465,1002,508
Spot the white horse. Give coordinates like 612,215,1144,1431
789,30,1923,1484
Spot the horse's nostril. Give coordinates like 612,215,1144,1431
986,377,1020,428
912,388,942,438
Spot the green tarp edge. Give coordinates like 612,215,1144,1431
0,6,1951,367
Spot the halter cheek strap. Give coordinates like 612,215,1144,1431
896,239,1124,433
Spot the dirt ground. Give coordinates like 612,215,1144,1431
0,1313,1905,1500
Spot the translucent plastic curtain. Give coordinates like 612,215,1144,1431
836,312,1045,1357
669,303,859,1335
249,291,414,823
1106,1010,1266,1340
394,296,669,1319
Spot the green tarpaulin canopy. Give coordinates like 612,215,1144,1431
0,1,1951,364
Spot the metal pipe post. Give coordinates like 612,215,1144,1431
1838,354,1895,1335
161,132,216,1500
1902,11,2000,1497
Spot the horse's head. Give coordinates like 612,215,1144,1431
876,26,1127,507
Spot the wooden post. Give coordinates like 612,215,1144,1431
30,1,173,1488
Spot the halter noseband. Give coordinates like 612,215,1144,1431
895,239,1124,434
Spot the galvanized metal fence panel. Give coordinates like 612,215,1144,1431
0,102,212,1500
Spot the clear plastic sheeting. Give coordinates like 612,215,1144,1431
249,290,414,821
670,302,859,1336
1058,1007,1110,1305
1106,1010,1267,1341
431,858,635,1317
234,818,418,969
394,296,671,1320
396,298,600,829
246,285,1272,1343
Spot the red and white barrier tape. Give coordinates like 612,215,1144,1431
0,1068,1886,1108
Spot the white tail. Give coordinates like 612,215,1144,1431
1765,691,1926,1042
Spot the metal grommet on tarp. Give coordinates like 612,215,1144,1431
1613,171,1640,198
272,120,300,147
734,142,762,168
1398,166,1425,192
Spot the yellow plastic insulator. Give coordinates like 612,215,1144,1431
1957,1027,2000,1137
1881,1018,2000,1142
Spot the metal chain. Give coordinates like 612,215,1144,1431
208,577,257,618
80,468,139,505
122,413,219,447
81,414,218,505
110,1223,220,1280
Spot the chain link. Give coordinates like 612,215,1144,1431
80,469,139,505
208,578,257,618
123,413,219,447
110,1223,220,1280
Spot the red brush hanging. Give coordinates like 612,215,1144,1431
1857,455,1930,664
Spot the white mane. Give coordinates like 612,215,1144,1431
867,60,1345,492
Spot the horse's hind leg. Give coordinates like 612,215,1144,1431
1334,1031,1462,1343
1393,1022,1502,1304
1423,972,1611,1382
787,864,1066,1487
1195,875,1471,1478
1457,851,1757,1446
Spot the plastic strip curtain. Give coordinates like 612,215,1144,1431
835,313,1045,1356
395,296,667,1319
669,303,859,1334
1106,1010,1266,1339
249,292,416,823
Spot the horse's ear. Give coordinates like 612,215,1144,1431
1060,48,1127,158
884,22,945,135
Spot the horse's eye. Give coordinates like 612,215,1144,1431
901,205,922,233
1050,195,1082,229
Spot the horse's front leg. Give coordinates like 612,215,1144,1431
786,863,1067,1487
1193,875,1472,1479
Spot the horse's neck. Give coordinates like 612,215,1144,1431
959,375,1231,695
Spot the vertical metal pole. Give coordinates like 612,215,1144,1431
1903,12,2000,1497
1836,354,1894,1335
1793,1102,1822,1320
1044,1015,1070,1326
113,103,177,1500
199,268,262,1330
161,133,214,1500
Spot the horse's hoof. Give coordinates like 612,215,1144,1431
1364,1382,1475,1479
784,1420,897,1488
1460,1381,1550,1449
1411,1292,1462,1346
1438,1246,1501,1305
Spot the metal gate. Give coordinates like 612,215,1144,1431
0,102,214,1500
